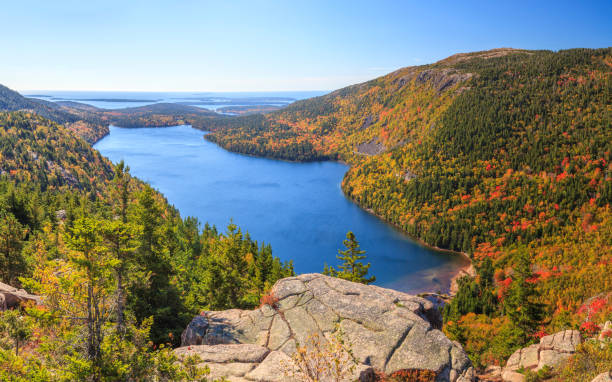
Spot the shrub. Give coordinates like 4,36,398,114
281,331,357,382
556,340,612,382
259,292,279,309
382,369,437,382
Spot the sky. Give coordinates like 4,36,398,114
1,0,610,92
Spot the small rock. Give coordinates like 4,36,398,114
501,369,525,382
55,209,67,220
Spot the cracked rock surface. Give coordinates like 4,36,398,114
176,273,474,381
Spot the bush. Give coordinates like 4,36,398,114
556,340,612,381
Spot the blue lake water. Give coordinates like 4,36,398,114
94,125,468,293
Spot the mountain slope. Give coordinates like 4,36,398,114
202,48,612,346
0,85,224,144
0,84,111,143
0,109,293,341
0,111,113,191
0,84,77,123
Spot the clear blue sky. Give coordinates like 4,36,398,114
2,0,610,92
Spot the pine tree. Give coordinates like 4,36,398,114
104,161,139,333
0,211,27,285
326,231,375,284
102,219,139,334
130,185,185,345
113,160,131,223
503,251,547,335
64,217,117,381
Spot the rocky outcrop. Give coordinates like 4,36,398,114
0,282,41,311
592,371,612,382
415,69,474,93
598,321,611,341
176,274,474,382
390,66,473,94
501,330,581,382
355,137,385,156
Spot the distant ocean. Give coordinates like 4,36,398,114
22,90,328,111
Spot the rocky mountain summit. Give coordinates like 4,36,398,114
176,273,474,381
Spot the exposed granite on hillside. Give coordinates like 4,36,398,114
0,282,41,311
176,274,474,381
501,330,582,382
391,67,473,93
355,137,386,155
415,69,474,93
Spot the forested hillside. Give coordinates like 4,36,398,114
0,85,222,144
202,48,612,365
0,111,292,379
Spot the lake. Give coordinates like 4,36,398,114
94,125,469,293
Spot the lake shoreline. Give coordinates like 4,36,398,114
356,203,473,295
95,123,472,295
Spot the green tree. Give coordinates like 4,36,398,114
130,185,185,345
0,309,33,356
200,223,249,309
324,231,375,284
0,210,27,285
503,251,547,335
64,217,118,381
112,161,131,224
104,161,139,334
102,219,139,334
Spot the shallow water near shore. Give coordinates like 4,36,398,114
94,125,469,293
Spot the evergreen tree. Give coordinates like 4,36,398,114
503,251,547,335
104,161,139,334
325,231,375,284
64,217,117,381
0,309,33,356
0,210,27,285
113,160,131,223
130,185,185,345
102,219,139,334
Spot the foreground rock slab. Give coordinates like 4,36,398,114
176,273,474,381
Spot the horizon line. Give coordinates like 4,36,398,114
18,89,332,94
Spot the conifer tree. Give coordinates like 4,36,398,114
104,161,139,333
130,185,185,345
64,217,117,381
325,231,375,284
0,211,27,285
503,251,547,335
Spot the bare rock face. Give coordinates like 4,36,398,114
355,137,386,156
0,282,41,311
176,273,474,382
502,330,582,382
414,69,474,93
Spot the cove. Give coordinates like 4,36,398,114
94,125,469,293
